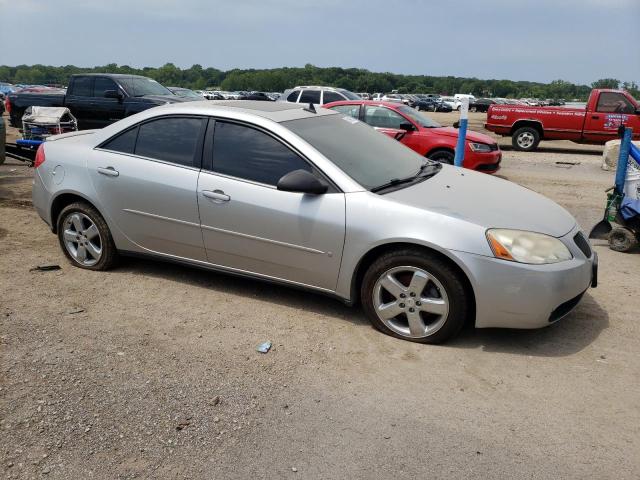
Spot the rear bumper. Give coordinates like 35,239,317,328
32,169,53,228
450,227,595,329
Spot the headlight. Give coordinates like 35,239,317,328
486,229,572,264
469,142,493,152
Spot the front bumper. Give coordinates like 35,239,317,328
468,151,502,174
451,227,595,329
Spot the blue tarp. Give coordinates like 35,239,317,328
620,197,640,220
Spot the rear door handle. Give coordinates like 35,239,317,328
592,115,600,120
97,166,119,177
202,189,230,202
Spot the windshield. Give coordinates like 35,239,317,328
284,114,430,190
120,77,172,97
397,105,441,128
172,88,201,98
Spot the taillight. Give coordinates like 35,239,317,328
4,96,10,114
34,145,46,168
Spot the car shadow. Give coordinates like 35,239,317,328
118,257,608,357
449,293,609,357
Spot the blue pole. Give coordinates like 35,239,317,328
454,97,469,167
615,127,632,194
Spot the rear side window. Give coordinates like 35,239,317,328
135,117,205,167
330,104,360,118
287,90,300,102
94,77,119,98
102,127,138,154
211,121,311,186
71,77,93,97
323,91,345,104
299,90,321,104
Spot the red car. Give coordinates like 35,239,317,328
323,100,501,172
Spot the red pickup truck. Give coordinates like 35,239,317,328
485,89,640,151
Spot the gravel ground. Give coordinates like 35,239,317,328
1,112,639,479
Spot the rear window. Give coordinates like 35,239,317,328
135,117,205,167
102,127,138,154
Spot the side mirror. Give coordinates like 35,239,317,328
399,122,415,132
636,108,640,115
277,169,328,195
104,90,122,100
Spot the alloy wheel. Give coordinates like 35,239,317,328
373,266,449,338
62,212,103,266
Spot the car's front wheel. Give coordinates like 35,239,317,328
57,202,117,270
361,249,469,343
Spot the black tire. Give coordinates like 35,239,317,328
57,202,117,270
608,227,638,252
427,149,455,165
361,249,470,344
512,126,541,152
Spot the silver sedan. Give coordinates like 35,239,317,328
32,101,597,343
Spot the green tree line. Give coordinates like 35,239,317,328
1,63,638,100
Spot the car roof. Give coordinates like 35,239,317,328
324,100,407,109
151,100,338,123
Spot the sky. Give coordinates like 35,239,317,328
1,0,639,85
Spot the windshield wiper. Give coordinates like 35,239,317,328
371,162,441,193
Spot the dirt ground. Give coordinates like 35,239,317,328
1,111,639,479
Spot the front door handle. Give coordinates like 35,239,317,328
202,189,230,202
97,166,119,177
592,115,600,120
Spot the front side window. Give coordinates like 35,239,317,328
211,122,311,186
322,91,345,104
71,76,93,97
329,104,360,119
596,92,635,114
94,77,119,98
364,105,407,129
299,90,321,104
135,117,205,167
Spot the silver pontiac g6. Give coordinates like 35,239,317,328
32,101,597,343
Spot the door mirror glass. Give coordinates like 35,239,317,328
277,169,328,195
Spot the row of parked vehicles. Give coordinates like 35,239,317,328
194,90,281,101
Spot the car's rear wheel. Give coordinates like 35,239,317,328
427,150,455,165
57,202,117,270
361,249,469,344
512,126,540,152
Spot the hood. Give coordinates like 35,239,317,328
138,94,196,104
386,165,576,237
429,126,496,145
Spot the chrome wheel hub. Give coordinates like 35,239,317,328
62,212,102,266
517,132,534,149
373,266,449,339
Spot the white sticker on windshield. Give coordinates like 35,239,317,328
342,116,359,124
